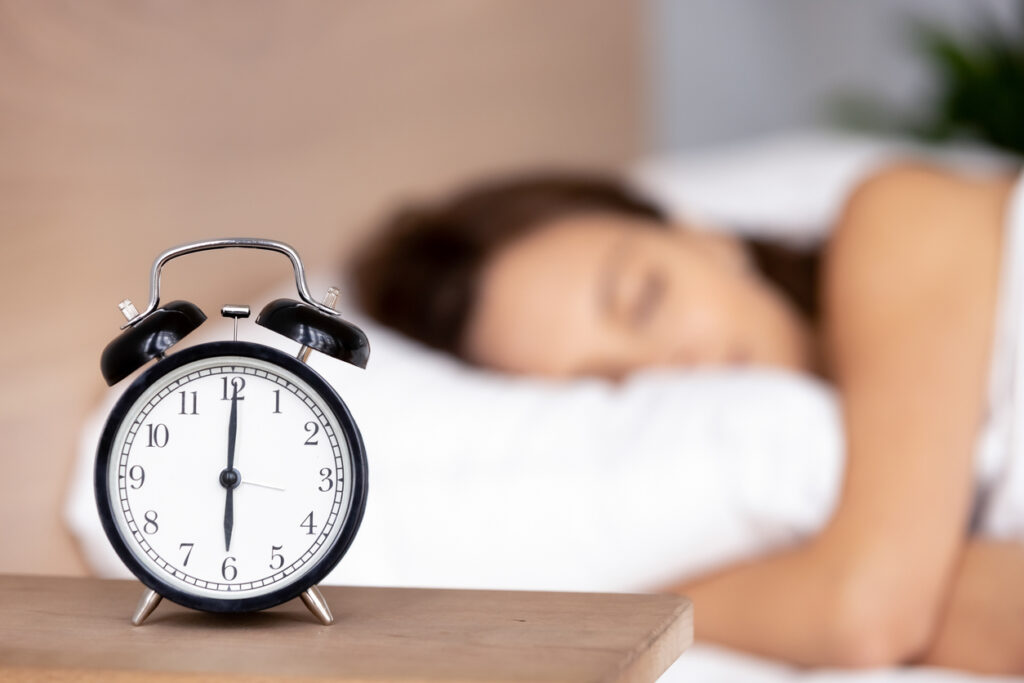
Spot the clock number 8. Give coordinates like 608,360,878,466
142,510,159,535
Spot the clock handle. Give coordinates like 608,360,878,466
120,238,337,330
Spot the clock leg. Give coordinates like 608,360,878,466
300,584,334,625
130,587,163,626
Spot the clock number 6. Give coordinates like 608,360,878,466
221,556,237,581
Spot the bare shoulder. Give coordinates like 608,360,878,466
823,162,1015,376
826,163,1013,315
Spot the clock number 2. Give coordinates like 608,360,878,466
304,421,319,446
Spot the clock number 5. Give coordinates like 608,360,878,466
269,545,284,570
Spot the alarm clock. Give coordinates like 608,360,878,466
95,238,369,626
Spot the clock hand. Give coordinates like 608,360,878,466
241,479,285,492
222,386,240,552
224,487,234,552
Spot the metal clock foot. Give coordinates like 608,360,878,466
131,588,163,626
300,585,334,625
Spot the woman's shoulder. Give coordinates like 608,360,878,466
824,162,1014,302
828,162,1014,264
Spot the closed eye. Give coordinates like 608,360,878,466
630,269,665,328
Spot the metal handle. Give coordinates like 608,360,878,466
121,238,336,329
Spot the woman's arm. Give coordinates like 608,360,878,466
668,165,1013,667
919,540,1024,672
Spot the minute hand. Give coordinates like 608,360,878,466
224,388,238,552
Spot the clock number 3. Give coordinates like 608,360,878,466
318,467,333,492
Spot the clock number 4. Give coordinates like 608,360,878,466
300,512,318,535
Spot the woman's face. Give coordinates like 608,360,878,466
463,213,816,379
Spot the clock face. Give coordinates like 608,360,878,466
96,342,367,611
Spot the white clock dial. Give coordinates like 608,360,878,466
105,354,354,600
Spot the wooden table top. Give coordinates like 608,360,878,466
0,575,692,682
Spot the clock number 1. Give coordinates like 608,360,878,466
273,389,282,414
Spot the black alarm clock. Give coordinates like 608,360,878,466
95,238,369,626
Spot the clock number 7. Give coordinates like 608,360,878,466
179,542,194,566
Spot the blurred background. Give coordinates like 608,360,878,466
0,0,1020,577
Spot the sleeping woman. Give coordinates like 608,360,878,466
350,163,1023,672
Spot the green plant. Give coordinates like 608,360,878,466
834,7,1024,157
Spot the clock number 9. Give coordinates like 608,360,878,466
221,556,237,581
128,465,145,489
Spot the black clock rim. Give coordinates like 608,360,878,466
94,340,369,614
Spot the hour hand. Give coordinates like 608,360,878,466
224,487,234,552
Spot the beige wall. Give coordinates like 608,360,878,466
0,1,645,575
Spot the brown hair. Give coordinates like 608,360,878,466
350,172,819,360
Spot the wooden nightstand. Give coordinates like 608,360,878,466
0,575,692,681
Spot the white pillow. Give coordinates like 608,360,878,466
67,286,844,592
630,127,1016,245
